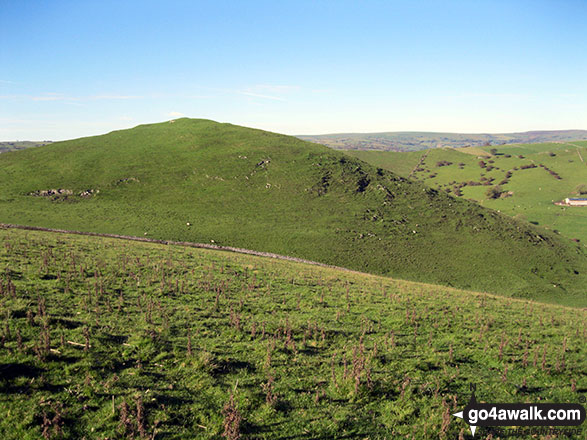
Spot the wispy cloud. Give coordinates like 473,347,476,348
30,93,142,102
237,91,286,101
32,93,70,101
309,88,334,94
446,92,533,100
251,84,300,93
90,94,141,100
235,84,300,102
146,92,212,99
167,111,185,117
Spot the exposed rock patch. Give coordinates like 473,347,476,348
79,189,98,198
29,188,99,201
114,177,140,185
29,189,73,197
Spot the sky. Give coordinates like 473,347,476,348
1,0,587,140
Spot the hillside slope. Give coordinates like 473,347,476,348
346,142,587,244
0,118,585,304
1,228,585,439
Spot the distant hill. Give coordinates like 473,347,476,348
0,141,52,153
345,141,587,244
0,118,584,304
298,130,587,152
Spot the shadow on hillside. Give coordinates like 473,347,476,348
211,358,256,377
0,362,43,380
0,362,66,394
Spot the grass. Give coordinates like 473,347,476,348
0,118,585,305
345,142,587,244
343,150,426,177
0,228,585,439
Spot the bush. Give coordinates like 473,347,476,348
486,186,503,199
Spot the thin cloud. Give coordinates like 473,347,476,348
251,84,300,93
32,93,70,101
194,85,294,101
90,94,141,100
448,92,532,100
237,84,301,101
31,93,142,102
168,111,185,117
310,88,334,94
147,92,212,99
237,91,285,101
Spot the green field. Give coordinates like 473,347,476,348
0,118,585,305
346,142,587,244
0,228,585,439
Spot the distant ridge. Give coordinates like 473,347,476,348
0,140,52,153
297,130,587,152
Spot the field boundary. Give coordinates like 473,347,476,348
0,222,366,275
2,222,584,311
407,150,428,178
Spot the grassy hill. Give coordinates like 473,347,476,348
298,130,587,152
346,142,587,244
0,228,585,439
0,118,585,305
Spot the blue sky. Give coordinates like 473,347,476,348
1,0,586,140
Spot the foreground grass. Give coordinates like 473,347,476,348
0,229,585,439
